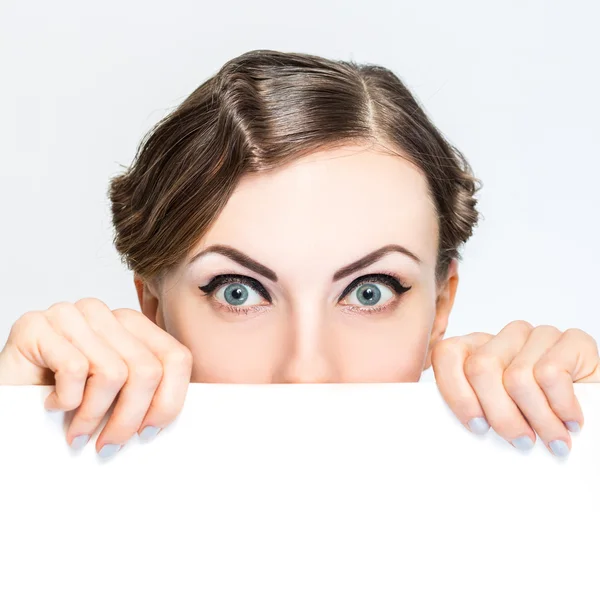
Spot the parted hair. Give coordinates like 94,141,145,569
109,49,481,289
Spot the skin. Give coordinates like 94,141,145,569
0,142,598,459
141,142,449,384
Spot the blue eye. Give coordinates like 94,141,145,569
199,274,272,308
215,282,263,307
338,273,411,308
345,282,394,306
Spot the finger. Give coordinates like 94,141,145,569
5,311,88,410
111,308,193,443
431,331,494,434
44,302,130,449
13,311,90,410
464,321,541,451
502,325,575,457
532,328,599,431
71,300,164,456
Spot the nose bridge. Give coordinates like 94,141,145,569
274,303,337,384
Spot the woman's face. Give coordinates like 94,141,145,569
135,143,459,383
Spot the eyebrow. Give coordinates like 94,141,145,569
187,243,422,283
188,245,278,281
332,244,422,281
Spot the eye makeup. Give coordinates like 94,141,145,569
336,272,411,303
199,274,272,302
197,271,412,317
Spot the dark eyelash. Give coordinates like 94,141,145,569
337,273,412,302
199,274,272,302
200,272,410,307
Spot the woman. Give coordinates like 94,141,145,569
0,49,597,459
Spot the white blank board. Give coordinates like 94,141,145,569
0,382,599,599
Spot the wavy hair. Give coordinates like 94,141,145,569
109,49,481,290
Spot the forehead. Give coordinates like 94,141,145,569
196,143,439,275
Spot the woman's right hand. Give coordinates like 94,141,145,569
0,298,193,458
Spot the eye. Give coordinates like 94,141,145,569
338,273,411,308
199,274,272,308
344,282,394,307
215,282,263,307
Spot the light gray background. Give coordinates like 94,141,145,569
1,0,598,382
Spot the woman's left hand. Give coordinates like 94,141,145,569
431,320,600,457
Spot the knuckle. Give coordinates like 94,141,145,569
56,395,83,411
12,310,46,336
95,362,129,387
130,359,163,384
152,400,181,422
432,337,462,361
533,361,562,386
112,308,138,323
62,358,90,379
464,352,501,378
59,395,82,411
73,407,104,424
509,319,534,331
74,297,110,313
562,327,585,338
46,301,77,319
165,346,193,370
158,401,187,426
562,328,597,353
537,324,561,336
503,363,533,392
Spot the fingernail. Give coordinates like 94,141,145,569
564,420,581,433
139,426,161,442
511,436,534,451
467,417,490,435
98,444,122,459
549,440,570,458
70,434,90,451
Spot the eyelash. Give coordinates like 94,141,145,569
198,272,412,316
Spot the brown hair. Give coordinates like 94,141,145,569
109,49,481,290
